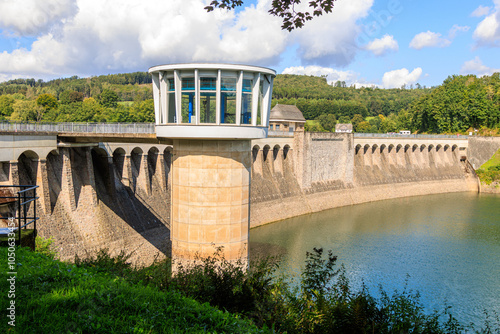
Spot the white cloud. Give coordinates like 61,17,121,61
473,0,500,47
291,0,374,67
365,34,398,56
282,65,380,88
448,24,470,39
0,0,380,81
409,31,451,49
471,5,491,17
0,0,78,36
382,68,422,88
0,0,290,80
461,57,500,76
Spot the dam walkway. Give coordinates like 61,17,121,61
0,121,470,140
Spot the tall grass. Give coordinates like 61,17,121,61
477,148,500,185
70,246,500,333
0,246,265,333
2,242,499,333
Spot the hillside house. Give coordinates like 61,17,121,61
269,104,306,133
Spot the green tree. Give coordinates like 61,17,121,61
356,121,371,133
130,99,155,122
10,100,45,121
69,91,84,103
36,93,58,110
334,80,346,88
59,90,85,104
304,121,325,132
98,89,119,108
368,115,383,132
338,115,351,124
351,114,364,131
316,113,336,132
406,74,500,133
59,90,72,105
0,95,15,119
380,114,398,133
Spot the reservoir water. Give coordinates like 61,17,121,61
250,192,500,326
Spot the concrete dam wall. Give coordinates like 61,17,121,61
249,132,479,228
0,132,481,264
1,143,173,265
467,136,500,169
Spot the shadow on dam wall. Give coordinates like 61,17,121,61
249,133,479,228
11,146,172,265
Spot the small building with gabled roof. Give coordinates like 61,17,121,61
269,104,306,133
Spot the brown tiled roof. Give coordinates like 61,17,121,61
270,104,306,122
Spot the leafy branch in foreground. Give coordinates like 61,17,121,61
205,0,337,31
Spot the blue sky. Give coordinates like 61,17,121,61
0,0,498,88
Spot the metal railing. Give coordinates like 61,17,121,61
353,133,469,139
0,185,39,248
0,121,471,139
0,121,155,134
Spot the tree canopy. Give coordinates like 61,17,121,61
407,74,500,134
205,0,337,31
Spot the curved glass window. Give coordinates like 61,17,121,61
167,78,175,123
221,77,236,124
241,79,252,124
256,80,263,125
200,77,216,123
181,77,195,123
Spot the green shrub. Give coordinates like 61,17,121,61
476,168,500,185
35,235,57,259
488,164,500,172
169,246,280,328
0,247,265,333
6,245,499,333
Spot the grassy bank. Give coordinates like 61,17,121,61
476,148,500,188
1,243,499,333
0,246,265,333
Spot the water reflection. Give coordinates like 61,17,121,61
250,192,500,325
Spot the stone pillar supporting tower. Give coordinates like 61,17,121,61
171,139,251,262
149,63,275,266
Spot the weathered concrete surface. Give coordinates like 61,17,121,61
0,131,487,265
0,134,57,162
6,144,172,266
250,179,477,228
467,137,500,169
250,132,479,228
171,139,251,265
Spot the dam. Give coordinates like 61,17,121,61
1,123,496,264
1,63,499,264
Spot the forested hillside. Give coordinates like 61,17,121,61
0,71,498,135
0,72,153,123
273,74,431,119
408,74,500,134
